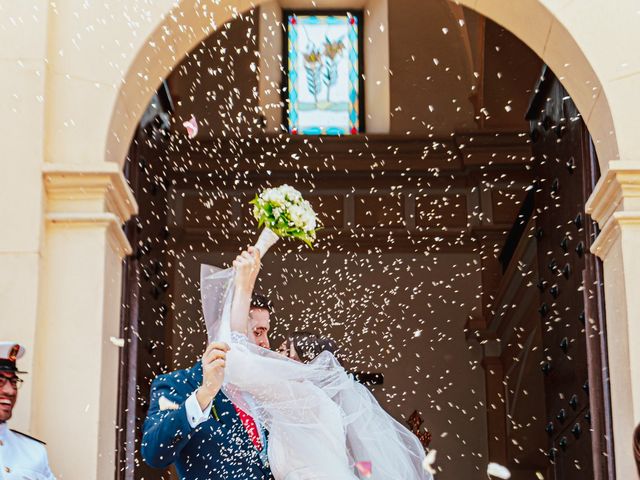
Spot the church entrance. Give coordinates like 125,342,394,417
114,5,614,479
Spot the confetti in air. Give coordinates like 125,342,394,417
182,114,198,138
487,462,511,479
422,449,437,474
355,461,372,477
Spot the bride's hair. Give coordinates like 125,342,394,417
286,331,338,363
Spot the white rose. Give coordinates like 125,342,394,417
305,215,317,231
263,188,286,206
261,190,273,202
281,184,302,203
288,204,306,229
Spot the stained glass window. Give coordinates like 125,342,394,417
285,12,362,135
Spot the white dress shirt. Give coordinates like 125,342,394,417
0,423,55,479
184,391,213,428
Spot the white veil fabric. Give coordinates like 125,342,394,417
200,264,433,480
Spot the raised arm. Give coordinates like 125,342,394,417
230,246,261,335
142,342,229,467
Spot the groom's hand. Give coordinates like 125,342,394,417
196,341,230,409
233,246,260,292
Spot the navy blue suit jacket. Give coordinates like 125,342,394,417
141,363,273,480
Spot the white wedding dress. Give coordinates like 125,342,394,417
201,265,432,480
227,334,357,479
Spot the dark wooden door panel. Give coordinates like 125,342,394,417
525,66,612,479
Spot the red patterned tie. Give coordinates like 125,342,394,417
233,404,263,451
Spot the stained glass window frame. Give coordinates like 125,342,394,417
283,10,365,136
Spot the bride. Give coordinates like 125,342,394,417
201,247,432,480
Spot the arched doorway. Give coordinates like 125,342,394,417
106,0,619,171
114,3,615,479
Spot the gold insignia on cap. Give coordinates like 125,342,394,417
8,344,20,362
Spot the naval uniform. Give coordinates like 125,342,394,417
0,342,55,479
0,423,54,479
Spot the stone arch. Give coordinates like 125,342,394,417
106,0,618,172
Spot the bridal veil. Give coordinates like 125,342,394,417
201,264,433,480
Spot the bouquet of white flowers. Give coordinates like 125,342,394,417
250,184,320,255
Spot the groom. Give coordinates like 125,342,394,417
141,253,274,480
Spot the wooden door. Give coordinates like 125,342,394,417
117,119,177,480
527,67,614,479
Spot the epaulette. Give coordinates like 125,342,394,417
10,429,46,445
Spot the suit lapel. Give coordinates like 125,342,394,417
186,363,268,464
214,391,240,425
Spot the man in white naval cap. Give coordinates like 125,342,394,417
0,342,55,479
